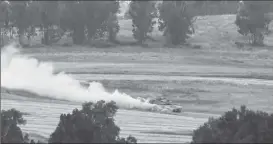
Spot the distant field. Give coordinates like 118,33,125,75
2,14,273,143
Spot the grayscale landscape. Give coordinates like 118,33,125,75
1,1,273,143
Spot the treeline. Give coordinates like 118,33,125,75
1,101,273,143
0,1,121,46
0,1,272,47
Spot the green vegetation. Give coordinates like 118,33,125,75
1,101,137,144
1,1,273,143
2,104,272,143
1,1,271,47
192,105,273,143
0,1,120,46
157,1,195,45
235,1,273,46
49,101,136,143
1,108,35,143
129,1,157,45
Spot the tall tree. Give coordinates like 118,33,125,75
105,1,120,42
39,1,60,45
59,1,85,44
0,1,10,46
9,1,29,45
1,109,27,143
158,1,195,45
49,101,137,143
129,1,157,45
59,1,120,45
235,1,272,46
84,1,120,41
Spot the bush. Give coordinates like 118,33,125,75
59,1,120,45
1,101,137,143
158,1,195,45
3,104,273,143
1,108,36,143
128,1,157,45
192,105,273,143
235,1,272,46
49,100,137,143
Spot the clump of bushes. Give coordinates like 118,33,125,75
2,104,273,143
192,105,273,143
158,1,195,45
235,1,272,46
128,1,157,45
1,101,137,143
49,100,137,143
1,108,37,143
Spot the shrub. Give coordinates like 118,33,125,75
1,108,37,143
191,105,273,143
128,1,157,45
1,101,137,143
49,100,137,143
59,1,120,45
158,1,195,45
235,1,272,46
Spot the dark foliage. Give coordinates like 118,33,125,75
59,1,120,45
59,1,86,45
129,1,157,45
1,108,26,143
1,1,272,48
235,1,272,46
1,102,137,143
192,105,273,143
2,104,273,143
158,1,195,45
49,100,137,143
0,1,10,47
0,108,40,143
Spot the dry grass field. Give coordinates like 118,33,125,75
1,14,273,143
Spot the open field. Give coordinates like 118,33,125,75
1,15,273,143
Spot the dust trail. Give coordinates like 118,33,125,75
1,44,158,111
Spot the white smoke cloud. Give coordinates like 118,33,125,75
1,44,158,110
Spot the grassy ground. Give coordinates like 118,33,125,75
19,15,273,114
2,14,273,142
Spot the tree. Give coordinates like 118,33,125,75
235,1,272,46
0,1,43,47
192,105,273,143
9,1,30,45
1,102,137,143
129,1,157,45
39,1,60,45
7,1,44,46
1,109,32,143
105,2,120,43
23,1,42,46
59,1,85,45
59,1,120,45
84,1,120,41
49,100,137,143
106,12,120,43
158,1,195,45
0,1,11,47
